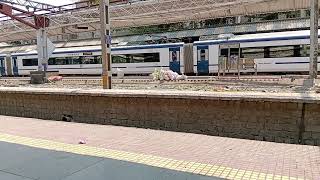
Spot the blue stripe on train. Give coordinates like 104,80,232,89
275,61,320,64
191,62,320,66
19,65,170,71
194,35,312,46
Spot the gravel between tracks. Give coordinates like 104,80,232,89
0,79,318,94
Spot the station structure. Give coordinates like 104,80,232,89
0,0,318,43
0,0,319,87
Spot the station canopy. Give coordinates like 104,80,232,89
0,0,318,42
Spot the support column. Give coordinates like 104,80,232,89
100,0,112,89
37,28,48,73
310,0,318,80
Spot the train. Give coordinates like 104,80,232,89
0,29,319,76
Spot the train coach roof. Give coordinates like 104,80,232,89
9,42,184,56
12,45,101,56
112,42,184,51
194,29,317,45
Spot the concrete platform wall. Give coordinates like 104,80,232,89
0,88,319,145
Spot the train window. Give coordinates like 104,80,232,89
131,53,160,63
240,45,314,59
200,49,206,60
72,57,81,64
131,54,144,63
220,49,228,57
13,59,17,67
240,47,264,58
230,48,239,56
82,56,102,64
48,58,55,65
268,46,295,58
112,54,130,63
49,57,81,65
96,56,102,64
298,44,320,57
82,56,94,64
300,45,310,57
55,58,64,65
293,45,302,57
56,57,72,65
172,52,177,61
112,53,160,63
22,58,38,66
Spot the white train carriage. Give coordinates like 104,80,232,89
16,46,102,75
3,29,320,76
0,54,19,76
112,43,184,74
14,43,184,76
193,30,320,74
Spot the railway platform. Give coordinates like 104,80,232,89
0,115,318,180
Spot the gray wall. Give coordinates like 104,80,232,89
0,89,319,145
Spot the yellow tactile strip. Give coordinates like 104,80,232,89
0,133,305,180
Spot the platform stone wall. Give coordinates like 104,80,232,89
0,89,319,145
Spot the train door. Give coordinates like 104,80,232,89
219,44,240,71
12,56,19,76
0,57,5,76
169,47,181,73
197,45,209,74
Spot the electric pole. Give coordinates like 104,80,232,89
100,0,112,89
310,0,319,80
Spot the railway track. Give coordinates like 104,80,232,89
0,76,289,86
0,76,316,94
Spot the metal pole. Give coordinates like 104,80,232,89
227,47,230,72
100,0,112,89
238,47,240,79
310,0,318,80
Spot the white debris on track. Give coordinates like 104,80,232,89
151,69,187,81
48,76,63,82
